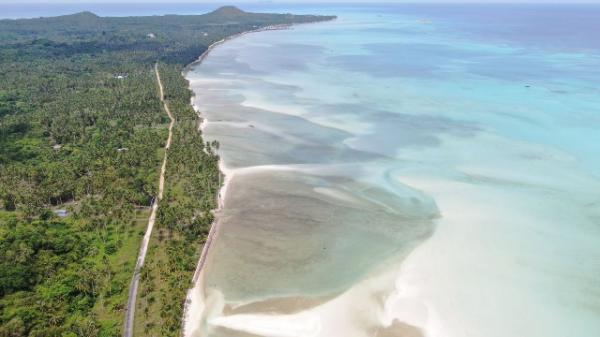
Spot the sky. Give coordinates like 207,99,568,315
3,0,600,3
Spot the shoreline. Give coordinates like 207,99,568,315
182,23,293,75
180,26,294,335
180,19,336,336
177,16,435,337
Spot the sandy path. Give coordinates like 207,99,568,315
123,63,175,337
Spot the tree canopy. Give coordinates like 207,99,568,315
0,6,334,337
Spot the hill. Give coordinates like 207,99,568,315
210,5,247,16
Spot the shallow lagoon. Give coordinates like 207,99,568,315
186,5,600,337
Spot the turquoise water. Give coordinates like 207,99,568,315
186,5,600,337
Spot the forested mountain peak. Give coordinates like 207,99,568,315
71,11,100,18
209,6,246,17
51,11,100,22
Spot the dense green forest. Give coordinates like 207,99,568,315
0,6,334,337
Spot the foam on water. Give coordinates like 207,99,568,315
185,4,600,337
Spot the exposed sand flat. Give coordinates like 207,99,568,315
210,327,264,337
374,322,423,337
198,256,426,337
224,294,336,316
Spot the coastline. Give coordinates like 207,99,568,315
177,16,436,336
182,24,293,75
178,23,434,335
180,19,335,336
174,6,600,337
176,16,436,337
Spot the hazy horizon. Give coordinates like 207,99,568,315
3,0,600,4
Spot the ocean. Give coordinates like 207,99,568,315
184,4,600,337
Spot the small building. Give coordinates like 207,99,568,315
52,144,62,150
147,33,156,39
53,209,68,218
